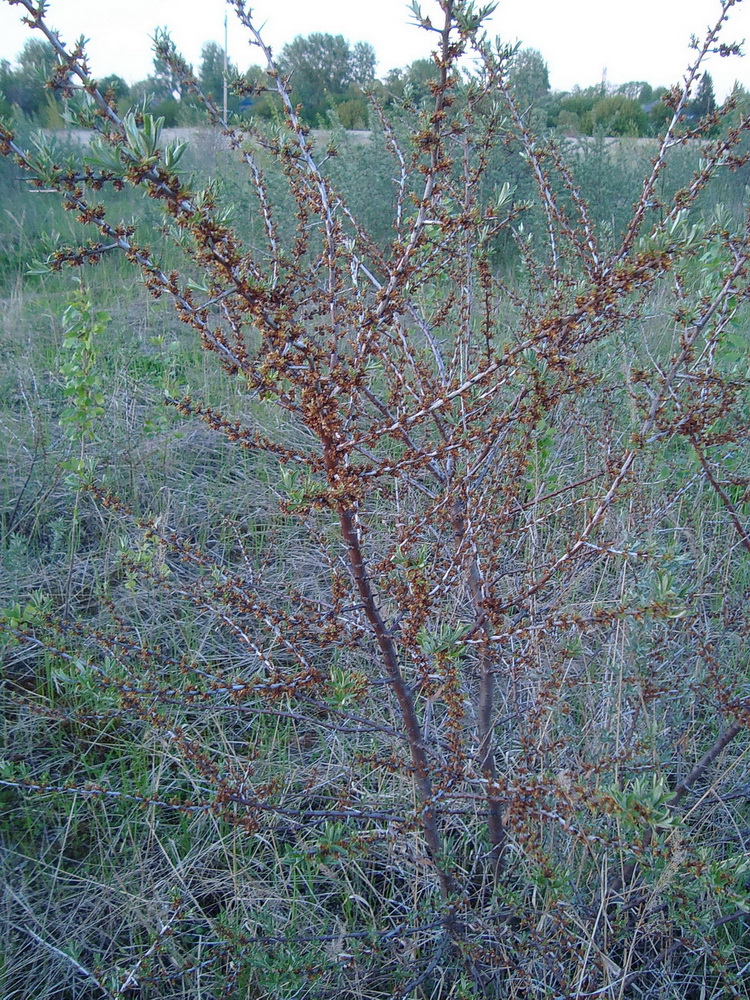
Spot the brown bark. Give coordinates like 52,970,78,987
338,504,458,898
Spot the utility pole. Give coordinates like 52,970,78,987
223,12,228,121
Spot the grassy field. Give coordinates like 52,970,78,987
1,91,750,1000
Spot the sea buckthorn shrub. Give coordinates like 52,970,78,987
2,1,750,998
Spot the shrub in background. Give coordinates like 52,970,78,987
2,0,750,997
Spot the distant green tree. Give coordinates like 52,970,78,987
691,71,716,118
616,81,648,101
150,28,189,101
508,47,550,119
279,33,352,123
555,109,581,135
3,38,63,117
646,85,671,134
551,88,599,134
0,58,12,101
127,79,154,108
239,64,280,120
17,37,59,78
351,41,377,87
0,60,13,119
383,65,405,97
401,57,440,104
198,41,240,115
98,74,130,105
724,80,750,126
638,82,653,104
591,94,648,135
198,42,226,100
336,92,369,129
152,96,180,126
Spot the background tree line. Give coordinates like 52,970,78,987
1,30,749,134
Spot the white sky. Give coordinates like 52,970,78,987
0,0,748,98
